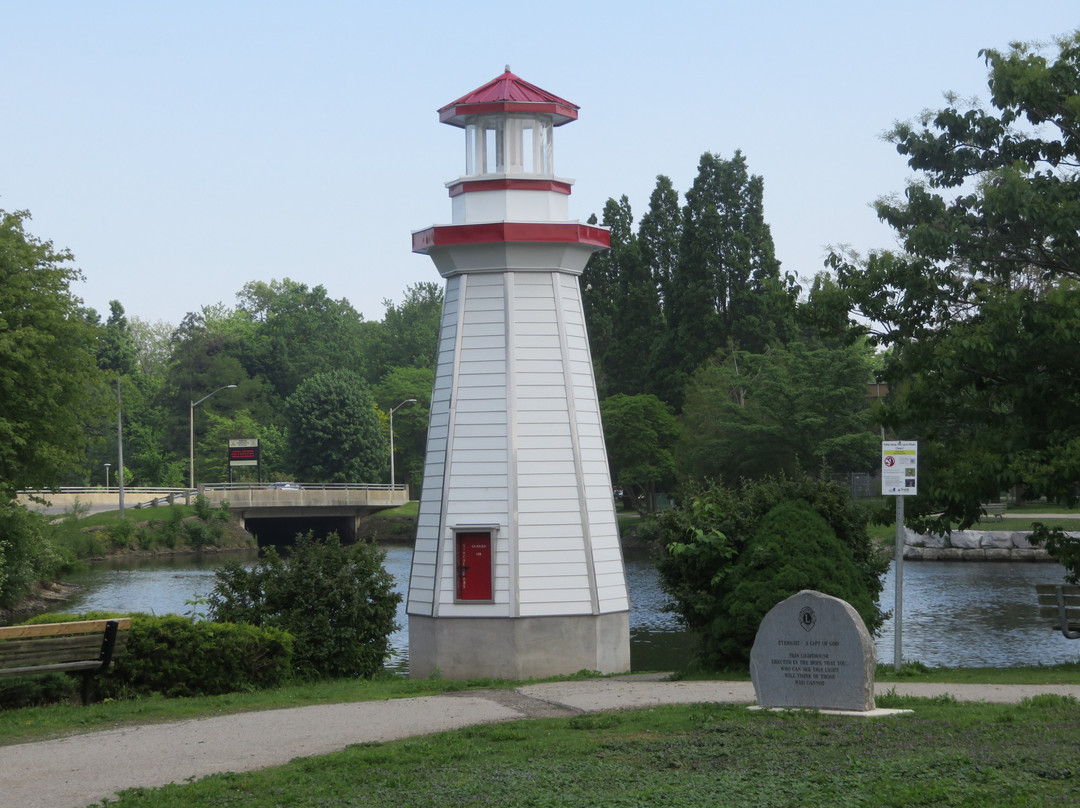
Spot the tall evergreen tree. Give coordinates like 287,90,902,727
638,175,682,309
655,151,795,409
592,197,663,397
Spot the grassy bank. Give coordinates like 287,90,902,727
70,694,1080,807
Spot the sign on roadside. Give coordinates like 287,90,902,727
881,440,917,496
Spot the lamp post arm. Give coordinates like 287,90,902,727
389,398,418,488
189,384,238,490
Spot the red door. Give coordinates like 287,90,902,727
456,532,492,601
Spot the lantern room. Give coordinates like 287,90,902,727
437,67,579,224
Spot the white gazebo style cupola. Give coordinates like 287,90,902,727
407,69,631,679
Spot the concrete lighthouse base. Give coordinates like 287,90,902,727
408,612,630,680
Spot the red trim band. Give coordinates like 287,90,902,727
413,222,610,253
447,178,573,198
439,101,577,127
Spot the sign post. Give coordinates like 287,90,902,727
882,440,917,672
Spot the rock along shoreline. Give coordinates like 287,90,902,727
901,528,1073,562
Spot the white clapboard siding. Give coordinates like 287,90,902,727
407,263,629,620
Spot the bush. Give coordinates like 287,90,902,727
208,533,401,679
0,501,64,607
716,500,879,662
104,615,294,698
20,612,294,700
656,474,888,669
0,673,79,709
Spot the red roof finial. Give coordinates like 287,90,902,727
438,71,579,128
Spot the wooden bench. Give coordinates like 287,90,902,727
983,502,1006,522
0,618,131,704
1036,585,1080,640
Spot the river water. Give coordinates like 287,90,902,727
46,547,1079,672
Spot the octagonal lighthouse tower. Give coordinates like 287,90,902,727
407,69,630,679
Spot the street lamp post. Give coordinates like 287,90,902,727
104,463,111,491
189,385,238,490
389,398,417,489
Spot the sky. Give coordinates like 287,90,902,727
3,1,1077,329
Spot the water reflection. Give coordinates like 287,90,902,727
877,560,1077,668
48,549,1079,672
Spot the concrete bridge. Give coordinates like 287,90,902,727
18,484,410,543
201,483,409,543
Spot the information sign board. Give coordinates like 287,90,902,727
228,438,260,467
881,440,917,496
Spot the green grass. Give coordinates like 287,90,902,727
72,504,199,529
83,696,1080,807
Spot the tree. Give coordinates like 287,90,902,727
654,152,797,409
656,475,887,669
583,197,664,398
829,30,1080,532
581,201,630,378
374,366,433,494
678,342,879,482
638,175,682,310
367,282,443,383
285,369,386,482
233,278,368,400
208,533,401,679
199,409,287,483
0,210,104,496
96,300,138,376
128,316,175,379
600,394,679,511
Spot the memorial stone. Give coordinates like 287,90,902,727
750,590,876,712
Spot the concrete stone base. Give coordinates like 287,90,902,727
408,612,631,680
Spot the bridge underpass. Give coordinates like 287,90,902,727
201,485,410,547
241,510,367,545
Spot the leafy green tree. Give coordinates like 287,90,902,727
678,342,879,482
199,409,287,483
0,502,64,607
374,366,433,493
600,394,679,511
656,475,887,669
128,315,175,379
829,30,1080,533
208,533,401,679
0,210,105,496
285,370,386,482
366,282,443,383
96,300,138,376
233,278,368,400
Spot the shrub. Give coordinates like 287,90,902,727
208,533,401,679
103,615,294,698
716,500,878,662
20,611,294,700
0,501,64,607
0,673,79,709
656,474,888,669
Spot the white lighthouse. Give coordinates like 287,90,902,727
407,69,631,679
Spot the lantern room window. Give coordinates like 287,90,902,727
465,114,553,177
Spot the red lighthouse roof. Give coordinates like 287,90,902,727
438,68,579,128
